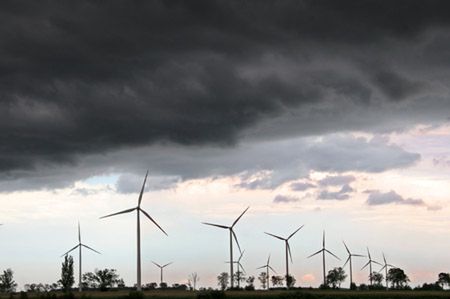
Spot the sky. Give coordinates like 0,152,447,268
1,0,450,290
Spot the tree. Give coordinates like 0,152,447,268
217,272,229,291
271,275,284,287
387,268,409,289
245,276,255,291
326,267,347,289
234,271,246,289
82,268,121,291
188,272,200,291
437,272,450,289
258,272,268,289
59,255,75,292
369,272,383,287
0,269,17,293
286,275,296,288
159,282,168,289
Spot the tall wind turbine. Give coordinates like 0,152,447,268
257,254,277,290
100,171,168,291
202,207,249,289
361,247,382,286
152,261,173,285
61,222,100,292
379,253,395,290
342,241,364,289
265,225,304,288
307,231,340,287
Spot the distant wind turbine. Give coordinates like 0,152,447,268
152,261,173,285
307,231,340,287
342,241,364,289
379,253,395,290
100,171,167,291
265,225,304,289
226,250,246,288
257,254,277,290
361,247,382,286
61,222,100,292
202,207,249,289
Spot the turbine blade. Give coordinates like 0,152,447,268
238,250,245,262
307,249,323,258
379,265,386,272
373,260,383,266
367,247,371,259
82,244,101,254
140,208,168,236
287,242,293,263
202,222,229,229
325,249,340,260
264,232,285,241
361,261,370,270
138,170,149,207
238,263,246,274
100,207,136,219
152,261,162,268
256,265,266,270
383,253,387,264
61,244,79,257
268,265,277,274
343,256,350,268
323,231,325,247
162,262,173,268
343,241,350,254
232,206,249,227
267,254,271,265
232,230,242,254
287,225,304,240
352,254,365,257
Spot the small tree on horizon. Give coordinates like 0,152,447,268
0,269,17,293
82,268,120,291
59,255,74,292
258,272,268,289
326,267,347,289
271,275,284,287
437,272,450,289
217,272,229,291
387,268,409,289
234,270,246,289
369,272,383,287
245,276,255,290
286,274,296,288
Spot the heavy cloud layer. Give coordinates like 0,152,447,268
0,1,449,188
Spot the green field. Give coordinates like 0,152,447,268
3,290,450,299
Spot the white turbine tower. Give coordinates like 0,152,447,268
151,261,173,285
61,222,100,292
342,241,364,289
307,231,340,287
202,207,249,289
100,171,168,291
256,254,277,290
265,225,304,289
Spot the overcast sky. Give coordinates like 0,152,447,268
1,0,450,290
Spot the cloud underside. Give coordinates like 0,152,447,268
366,190,441,210
1,1,449,189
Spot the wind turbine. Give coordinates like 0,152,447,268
379,253,395,290
61,222,100,292
152,261,173,285
342,241,364,289
307,231,340,287
100,171,167,291
257,254,277,290
361,247,382,286
226,250,246,288
265,225,303,288
202,207,249,289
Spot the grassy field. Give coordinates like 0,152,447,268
3,290,450,299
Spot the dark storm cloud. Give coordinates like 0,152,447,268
1,0,450,187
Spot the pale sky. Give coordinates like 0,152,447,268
1,0,450,291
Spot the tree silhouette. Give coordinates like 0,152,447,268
387,268,409,289
234,271,246,289
245,276,255,290
270,275,284,287
326,267,347,289
0,269,17,293
82,269,120,291
258,272,268,289
437,272,450,289
217,272,229,291
369,272,383,287
59,255,74,292
285,275,296,288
